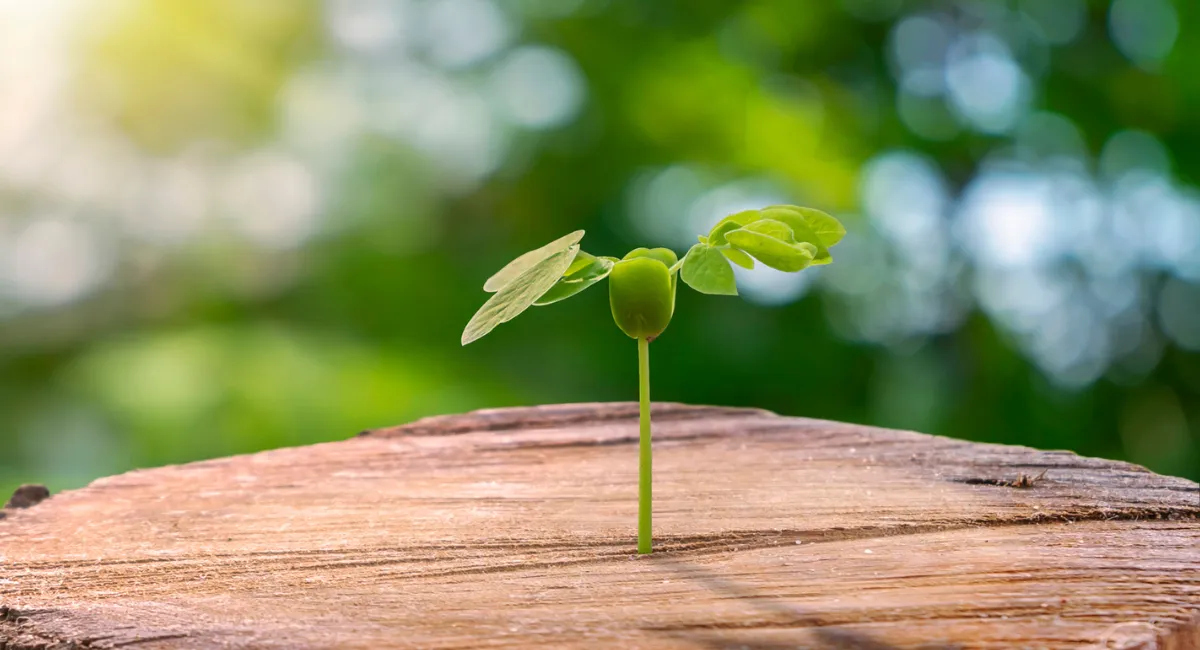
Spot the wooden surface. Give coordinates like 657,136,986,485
1,402,1197,650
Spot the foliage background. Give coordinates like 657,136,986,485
1,0,1197,498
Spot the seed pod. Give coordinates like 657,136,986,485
623,247,678,269
608,249,677,340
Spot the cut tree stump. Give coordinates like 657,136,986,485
2,403,1198,649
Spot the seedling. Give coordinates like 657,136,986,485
462,205,845,554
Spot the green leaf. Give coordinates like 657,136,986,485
758,207,832,265
707,220,743,246
563,250,598,277
534,255,615,305
721,247,755,269
707,209,760,241
726,224,816,272
483,230,586,292
741,218,796,243
463,245,581,345
680,244,737,295
765,205,846,248
567,251,609,280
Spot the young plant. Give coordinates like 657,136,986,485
462,205,846,554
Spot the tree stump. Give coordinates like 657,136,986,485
2,403,1197,649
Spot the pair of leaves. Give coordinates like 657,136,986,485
714,205,843,265
462,231,584,345
680,205,845,296
534,251,615,305
480,230,586,292
463,205,845,343
462,230,617,345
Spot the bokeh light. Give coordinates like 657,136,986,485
0,0,1196,498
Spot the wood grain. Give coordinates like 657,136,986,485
1,402,1197,649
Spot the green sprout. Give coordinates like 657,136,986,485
462,205,846,554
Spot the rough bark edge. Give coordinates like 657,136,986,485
361,401,774,438
1,607,190,650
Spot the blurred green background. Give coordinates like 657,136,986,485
1,0,1197,499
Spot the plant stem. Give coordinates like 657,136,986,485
637,336,652,554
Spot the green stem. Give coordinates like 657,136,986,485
637,336,652,555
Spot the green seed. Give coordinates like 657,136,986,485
608,257,676,340
622,247,679,268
